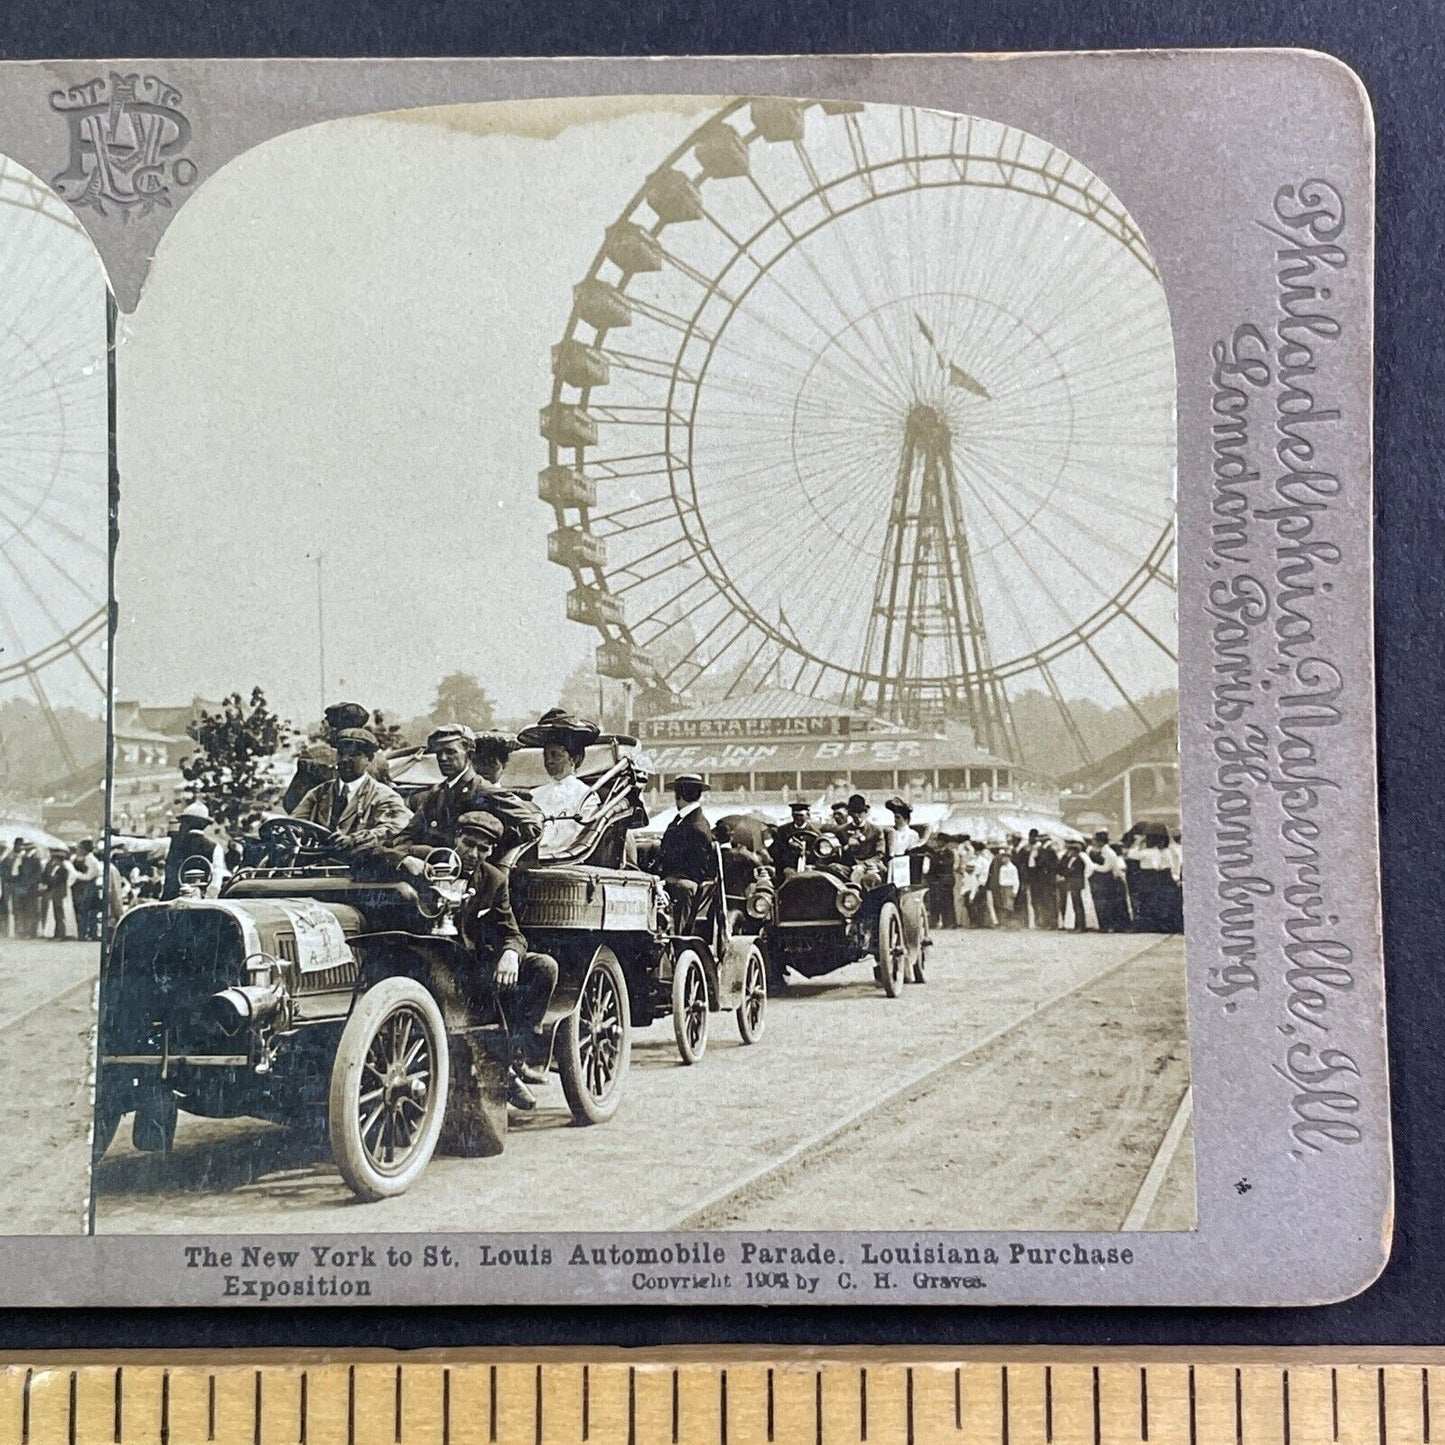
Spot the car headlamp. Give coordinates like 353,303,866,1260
745,883,774,919
837,886,863,917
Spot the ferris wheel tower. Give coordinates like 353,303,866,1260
541,99,1176,769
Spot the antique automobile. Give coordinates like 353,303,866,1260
392,741,769,1067
96,738,762,1200
747,826,930,996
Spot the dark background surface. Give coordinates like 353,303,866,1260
1,0,1438,1349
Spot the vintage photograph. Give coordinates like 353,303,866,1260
89,93,1192,1235
0,157,108,1234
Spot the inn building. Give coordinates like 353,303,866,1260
637,687,1065,836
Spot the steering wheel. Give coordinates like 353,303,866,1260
258,816,336,866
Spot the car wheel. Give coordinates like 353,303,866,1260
735,945,768,1045
558,946,632,1124
328,976,449,1201
877,901,906,998
671,948,710,1065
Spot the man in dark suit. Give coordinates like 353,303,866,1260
650,774,715,930
455,812,558,1112
770,801,824,872
396,728,544,857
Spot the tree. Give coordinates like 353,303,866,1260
429,672,496,731
369,710,407,751
179,687,288,830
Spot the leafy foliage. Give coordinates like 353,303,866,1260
179,687,288,829
428,672,496,731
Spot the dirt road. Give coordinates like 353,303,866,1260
93,929,1192,1234
0,938,99,1234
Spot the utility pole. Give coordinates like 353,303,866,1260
315,552,326,719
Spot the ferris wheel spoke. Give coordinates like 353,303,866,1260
1079,633,1156,731
1038,659,1094,766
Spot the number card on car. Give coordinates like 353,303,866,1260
0,50,1386,1306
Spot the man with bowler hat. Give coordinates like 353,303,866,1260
650,774,715,929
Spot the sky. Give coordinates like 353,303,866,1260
114,99,716,729
109,95,1177,735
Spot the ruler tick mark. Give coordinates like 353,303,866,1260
582,1365,590,1441
1002,1366,1010,1445
1380,1367,1388,1445
1093,1367,1102,1445
208,1375,216,1443
1235,1369,1243,1445
907,1367,916,1445
1045,1367,1053,1443
1141,1367,1149,1441
1332,1368,1340,1441
114,1366,122,1445
68,1371,77,1445
673,1368,680,1445
442,1370,451,1445
815,1371,823,1445
721,1369,729,1445
161,1371,170,1445
348,1366,356,1445
768,1369,775,1442
1188,1367,1197,1445
1283,1370,1291,1445
21,1368,30,1445
255,1370,263,1445
299,1372,307,1445
397,1365,405,1444
861,1367,868,1440
535,1364,543,1445
627,1366,636,1445
1425,1367,1432,1443
490,1366,498,1444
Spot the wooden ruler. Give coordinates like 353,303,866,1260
1,1353,1439,1445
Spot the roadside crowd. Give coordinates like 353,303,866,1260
0,836,115,941
921,824,1184,934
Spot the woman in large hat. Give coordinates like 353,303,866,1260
519,708,602,857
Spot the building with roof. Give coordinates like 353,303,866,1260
638,687,1063,836
1058,719,1180,838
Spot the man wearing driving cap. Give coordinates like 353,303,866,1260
394,726,543,866
280,700,394,812
649,774,715,928
454,810,558,1111
290,727,412,850
769,800,824,872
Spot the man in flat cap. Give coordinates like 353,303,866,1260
281,701,394,813
290,727,412,850
454,811,558,1111
393,726,543,870
770,800,824,873
649,774,716,929
519,708,602,858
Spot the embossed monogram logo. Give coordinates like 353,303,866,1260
49,72,196,217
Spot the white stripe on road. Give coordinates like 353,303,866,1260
1121,1085,1193,1231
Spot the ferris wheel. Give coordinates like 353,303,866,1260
0,159,109,780
540,99,1176,767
